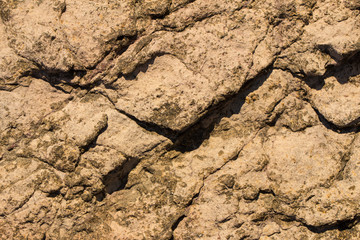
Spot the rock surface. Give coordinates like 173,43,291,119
0,0,360,239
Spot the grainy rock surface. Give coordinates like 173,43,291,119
0,0,360,239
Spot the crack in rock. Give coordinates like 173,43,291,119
1,0,360,239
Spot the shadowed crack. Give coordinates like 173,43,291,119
93,79,180,141
169,189,201,239
31,67,88,93
272,211,360,235
97,142,165,200
80,119,109,154
265,87,360,134
171,215,186,231
167,127,263,238
303,216,360,234
172,67,273,153
12,34,139,93
302,51,360,90
102,156,140,197
306,102,360,134
169,215,186,240
94,62,274,151
273,51,360,133
115,105,179,141
1,1,360,239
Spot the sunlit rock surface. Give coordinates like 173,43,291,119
1,0,360,239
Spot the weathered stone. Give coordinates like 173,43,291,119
307,60,360,127
1,0,360,239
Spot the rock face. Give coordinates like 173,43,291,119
0,0,360,239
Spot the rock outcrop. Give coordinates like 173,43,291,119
0,0,360,239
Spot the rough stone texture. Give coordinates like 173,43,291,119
0,0,360,239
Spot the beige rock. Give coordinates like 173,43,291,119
0,0,360,239
112,54,217,131
60,0,136,69
274,1,360,76
308,64,360,127
0,21,36,91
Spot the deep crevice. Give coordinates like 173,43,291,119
255,189,276,200
17,33,139,93
97,60,272,147
24,58,273,163
169,183,203,238
114,108,179,142
218,216,233,224
306,102,360,134
277,212,360,234
31,67,89,92
171,215,186,231
95,87,179,141
303,51,360,90
304,216,360,234
94,35,138,71
149,9,170,20
186,191,200,207
113,35,138,56
171,67,273,153
96,155,142,201
169,215,186,240
80,122,108,154
59,25,276,153
122,54,159,80
46,190,61,198
276,51,360,133
102,156,140,197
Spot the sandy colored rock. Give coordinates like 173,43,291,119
0,20,37,91
307,59,360,127
1,0,360,239
112,54,217,131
